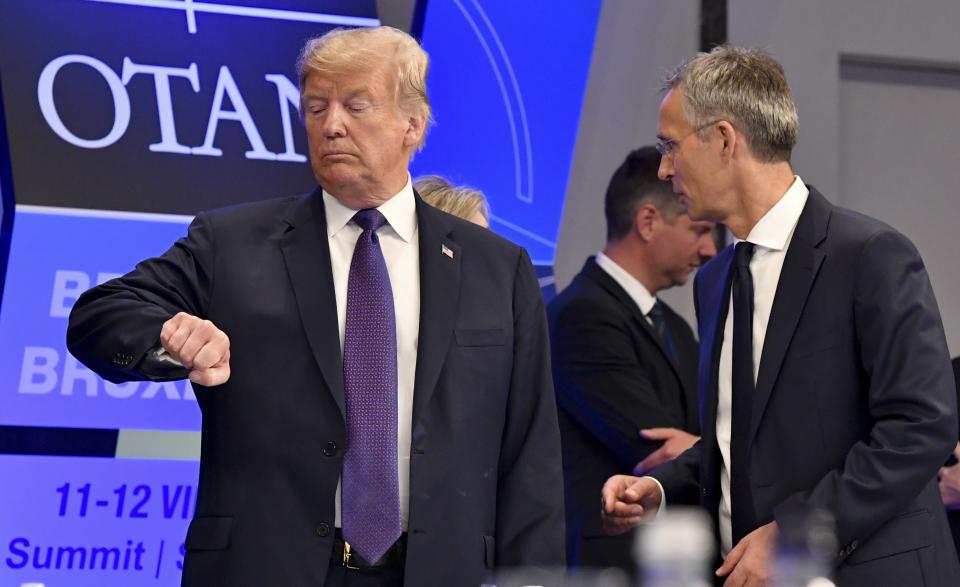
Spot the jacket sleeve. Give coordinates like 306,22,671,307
495,248,565,568
66,213,215,383
648,270,705,505
551,294,680,469
773,228,957,556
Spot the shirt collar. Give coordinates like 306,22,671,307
322,174,417,242
743,176,809,252
595,251,657,316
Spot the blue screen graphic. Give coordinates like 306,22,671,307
411,0,602,265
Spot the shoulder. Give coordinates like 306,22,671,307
824,203,921,263
548,265,629,327
199,193,303,228
438,209,527,261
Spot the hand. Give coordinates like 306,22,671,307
716,521,778,587
633,428,700,475
601,475,662,535
160,312,231,386
939,442,960,509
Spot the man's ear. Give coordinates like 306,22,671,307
716,120,738,162
403,111,427,148
634,204,659,242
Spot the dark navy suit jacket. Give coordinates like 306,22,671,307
67,188,565,586
549,257,700,572
654,188,960,586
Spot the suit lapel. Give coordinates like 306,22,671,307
411,198,461,428
750,189,830,443
279,188,346,419
583,259,686,385
697,246,735,443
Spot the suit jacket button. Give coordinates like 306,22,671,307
323,442,337,457
701,487,707,497
316,523,330,537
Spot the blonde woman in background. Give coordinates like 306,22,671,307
414,175,490,228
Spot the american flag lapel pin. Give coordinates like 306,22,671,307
441,243,454,259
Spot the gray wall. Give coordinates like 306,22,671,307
729,0,960,354
554,0,702,322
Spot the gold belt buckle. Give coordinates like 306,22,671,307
342,541,360,570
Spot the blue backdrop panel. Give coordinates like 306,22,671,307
0,208,198,430
411,0,602,265
1,455,199,586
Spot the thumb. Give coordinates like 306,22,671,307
189,363,230,387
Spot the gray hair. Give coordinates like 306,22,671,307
297,26,433,150
664,46,798,162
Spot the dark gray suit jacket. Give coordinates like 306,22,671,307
654,188,960,586
67,188,565,586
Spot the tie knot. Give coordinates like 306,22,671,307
735,241,755,268
647,300,664,321
353,208,388,232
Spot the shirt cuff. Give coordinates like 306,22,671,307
644,476,666,518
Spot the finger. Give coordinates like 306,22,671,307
722,568,747,587
601,477,628,513
192,332,229,370
610,501,645,517
634,447,668,475
640,427,675,440
603,515,644,535
178,320,219,367
159,312,187,347
717,541,746,577
162,314,199,358
602,476,644,511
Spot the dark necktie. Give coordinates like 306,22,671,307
647,300,678,363
731,241,758,544
341,209,401,563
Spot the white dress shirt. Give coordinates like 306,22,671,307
323,177,420,531
595,251,657,321
716,176,808,554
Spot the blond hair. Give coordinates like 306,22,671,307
415,176,489,223
297,26,433,149
664,46,798,162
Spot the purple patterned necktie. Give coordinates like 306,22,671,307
341,208,400,563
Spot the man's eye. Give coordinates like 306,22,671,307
348,103,369,113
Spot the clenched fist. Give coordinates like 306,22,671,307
160,312,231,386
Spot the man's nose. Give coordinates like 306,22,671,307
322,105,347,138
658,154,674,180
700,232,718,260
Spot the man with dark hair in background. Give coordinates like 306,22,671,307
549,145,716,573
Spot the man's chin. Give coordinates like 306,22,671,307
312,166,357,189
